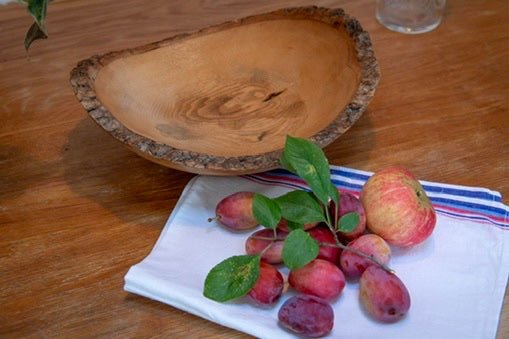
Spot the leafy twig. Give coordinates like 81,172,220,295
251,234,393,273
203,135,393,303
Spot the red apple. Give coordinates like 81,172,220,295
360,166,436,247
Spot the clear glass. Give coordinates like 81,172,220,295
376,0,447,34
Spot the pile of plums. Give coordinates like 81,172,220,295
210,167,436,337
211,192,410,337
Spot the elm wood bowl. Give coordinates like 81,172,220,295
70,6,379,176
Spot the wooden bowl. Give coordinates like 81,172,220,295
70,6,379,175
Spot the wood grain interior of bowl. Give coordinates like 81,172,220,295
70,6,380,175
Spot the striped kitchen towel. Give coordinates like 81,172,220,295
247,167,508,229
125,165,509,339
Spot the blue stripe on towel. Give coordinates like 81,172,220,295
245,166,509,229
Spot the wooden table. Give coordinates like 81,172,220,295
1,0,508,337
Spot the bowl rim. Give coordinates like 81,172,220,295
69,6,380,176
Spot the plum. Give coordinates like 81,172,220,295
245,228,288,264
288,259,346,301
339,234,391,279
307,226,341,263
359,266,411,323
278,295,334,338
210,191,258,231
248,262,284,306
330,191,366,241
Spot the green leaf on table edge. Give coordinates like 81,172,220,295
27,0,49,28
338,212,360,233
281,136,334,205
275,190,325,224
253,193,281,229
203,255,260,302
23,0,50,51
282,229,319,270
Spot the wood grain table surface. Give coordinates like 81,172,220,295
1,0,508,337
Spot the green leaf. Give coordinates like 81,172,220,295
280,151,297,174
286,220,304,231
27,0,48,29
203,255,260,302
24,21,47,51
253,193,281,229
275,190,325,224
338,212,360,233
281,136,333,205
282,229,319,270
23,0,50,51
329,182,339,206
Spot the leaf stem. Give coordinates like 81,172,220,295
259,233,280,258
323,201,332,230
259,243,273,257
334,199,339,231
250,235,286,242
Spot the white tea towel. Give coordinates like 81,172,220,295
124,166,509,339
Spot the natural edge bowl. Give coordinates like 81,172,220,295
69,6,380,176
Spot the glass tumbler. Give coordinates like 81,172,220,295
376,0,447,34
